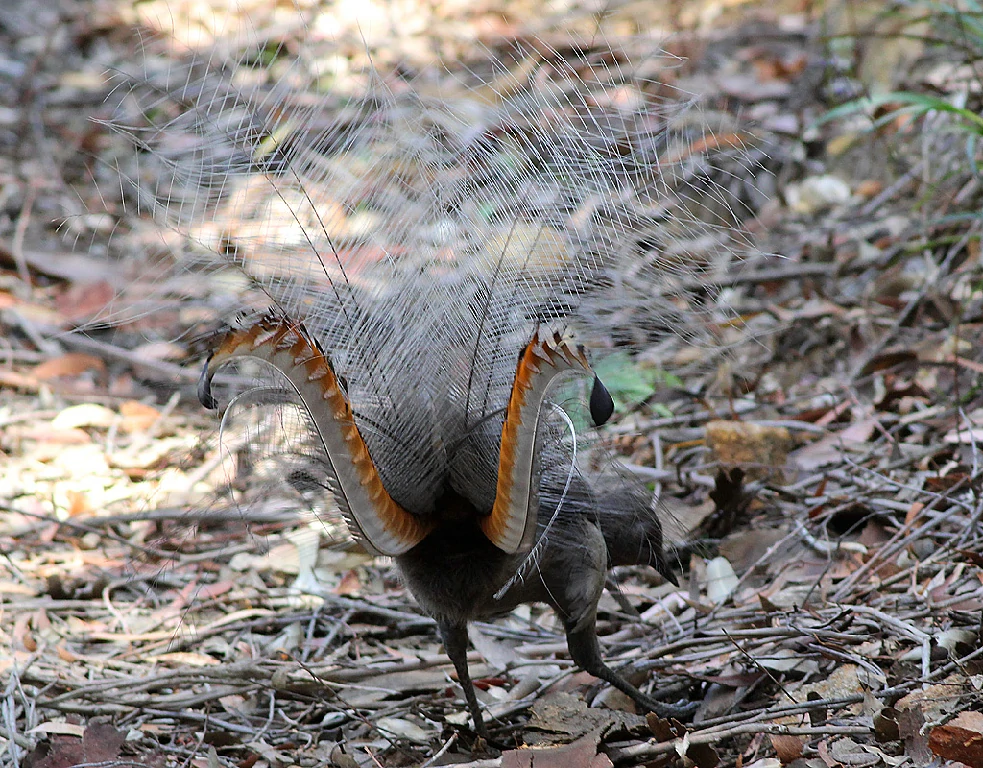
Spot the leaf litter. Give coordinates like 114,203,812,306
1,0,982,767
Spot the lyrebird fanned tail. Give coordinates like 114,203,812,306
106,6,748,736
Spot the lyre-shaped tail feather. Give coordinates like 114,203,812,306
198,315,432,556
484,327,612,554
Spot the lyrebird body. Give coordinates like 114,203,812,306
396,355,683,731
110,16,724,736
197,316,685,734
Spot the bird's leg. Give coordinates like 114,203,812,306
564,621,697,720
531,519,695,718
437,620,488,738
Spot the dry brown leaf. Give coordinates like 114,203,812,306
780,665,864,716
898,706,932,764
0,369,39,391
855,179,884,198
16,426,93,445
718,527,786,574
929,710,983,765
81,723,127,765
14,613,37,652
33,353,106,381
23,723,127,768
904,501,924,527
827,737,879,767
119,399,161,431
53,280,116,323
55,642,79,663
768,734,803,764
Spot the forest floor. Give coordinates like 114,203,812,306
1,1,982,767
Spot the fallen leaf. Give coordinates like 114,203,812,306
856,179,884,198
929,710,983,765
119,400,161,431
785,175,851,214
23,723,126,768
54,280,117,323
828,737,879,767
81,723,126,763
769,733,803,763
898,706,932,764
375,717,431,744
64,490,93,517
502,734,612,768
28,723,87,738
14,613,36,652
705,556,739,605
34,353,106,381
51,403,116,429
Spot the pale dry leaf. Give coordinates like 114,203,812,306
375,717,432,744
51,403,116,429
705,556,739,605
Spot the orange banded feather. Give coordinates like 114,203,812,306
199,316,432,555
480,327,597,554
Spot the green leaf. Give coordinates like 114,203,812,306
819,91,983,135
593,351,674,409
651,403,674,419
